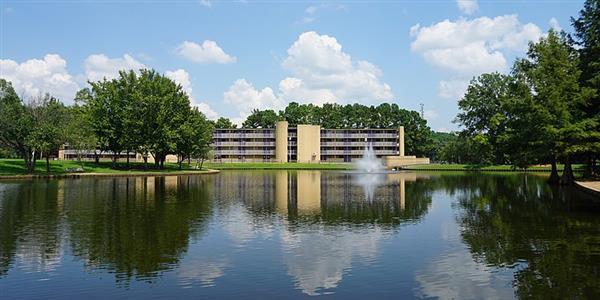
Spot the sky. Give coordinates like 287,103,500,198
0,0,586,131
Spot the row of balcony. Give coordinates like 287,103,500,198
213,133,276,138
214,150,276,155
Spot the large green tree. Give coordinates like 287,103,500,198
515,30,589,184
457,73,516,164
175,108,214,169
0,79,37,172
571,0,600,177
27,94,68,173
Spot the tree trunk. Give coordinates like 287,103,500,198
126,149,130,169
31,152,38,174
583,155,593,178
560,156,575,185
23,151,34,174
143,155,148,170
200,157,205,170
178,155,183,170
112,152,118,169
160,158,164,169
46,155,50,173
548,158,560,185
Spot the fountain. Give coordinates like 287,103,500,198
354,143,385,173
353,143,386,201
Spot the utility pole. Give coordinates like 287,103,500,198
419,103,424,119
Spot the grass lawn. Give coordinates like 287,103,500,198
205,162,353,170
402,163,585,172
0,159,211,176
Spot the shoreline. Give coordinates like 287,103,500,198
575,181,600,198
0,169,220,180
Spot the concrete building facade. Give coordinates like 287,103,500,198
212,121,429,166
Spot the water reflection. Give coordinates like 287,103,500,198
0,171,598,299
448,174,600,298
0,176,213,283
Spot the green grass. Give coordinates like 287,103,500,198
401,163,585,172
0,159,211,176
205,162,353,170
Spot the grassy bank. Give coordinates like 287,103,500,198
401,163,585,172
0,159,212,177
205,162,353,170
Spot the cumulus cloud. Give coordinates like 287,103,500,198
456,0,478,15
0,54,79,102
410,15,543,100
176,40,236,64
196,102,219,120
84,54,145,82
549,17,562,31
166,69,193,96
165,68,218,120
280,31,393,102
224,79,285,123
222,31,393,122
438,79,470,99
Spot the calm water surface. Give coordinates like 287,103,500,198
0,171,599,299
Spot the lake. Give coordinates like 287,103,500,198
1,171,599,299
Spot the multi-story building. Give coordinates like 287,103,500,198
212,121,429,167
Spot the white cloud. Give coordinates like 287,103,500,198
456,0,478,15
280,31,393,103
196,102,219,120
0,54,79,102
550,17,562,31
222,31,393,122
165,68,218,120
438,79,470,100
166,69,193,96
84,54,145,82
199,0,211,7
411,15,543,100
223,79,285,124
411,15,542,73
176,40,236,64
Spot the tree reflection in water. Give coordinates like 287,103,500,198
0,176,213,283
450,173,600,299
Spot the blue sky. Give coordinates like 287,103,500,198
0,0,585,131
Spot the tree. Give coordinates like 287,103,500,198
0,79,37,173
457,73,516,164
84,77,128,167
27,94,67,173
242,109,280,128
515,30,588,184
571,0,600,177
136,69,192,169
214,117,237,129
175,108,214,169
65,104,98,169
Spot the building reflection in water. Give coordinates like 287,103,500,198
270,170,430,295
